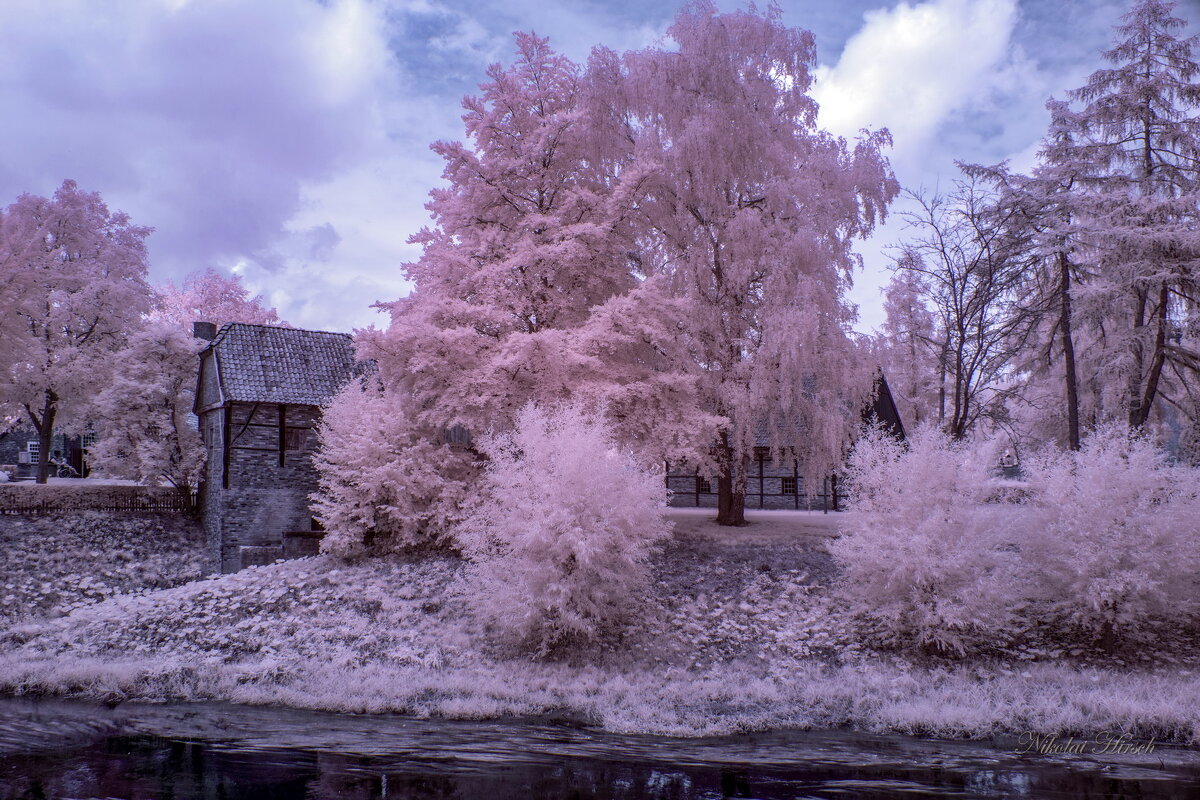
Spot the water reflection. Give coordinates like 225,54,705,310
0,698,1197,799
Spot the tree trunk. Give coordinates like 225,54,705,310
716,472,745,526
714,431,745,526
1131,282,1170,429
32,391,57,484
1058,251,1081,450
1127,288,1148,429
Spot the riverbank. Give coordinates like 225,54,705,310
1,509,1198,743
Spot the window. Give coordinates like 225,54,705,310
754,446,770,462
27,441,39,461
697,477,712,493
781,476,797,495
284,428,306,451
443,425,473,446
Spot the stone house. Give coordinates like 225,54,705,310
193,322,359,573
665,375,906,510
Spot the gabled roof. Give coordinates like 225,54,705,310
204,323,358,406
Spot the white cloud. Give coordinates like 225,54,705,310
812,0,1026,179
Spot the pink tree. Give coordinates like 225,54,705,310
312,378,474,558
1065,0,1200,430
86,324,208,496
456,402,672,653
363,32,642,436
359,6,895,530
0,180,153,483
154,267,283,328
877,270,942,430
587,2,898,523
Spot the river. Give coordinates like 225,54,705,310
1,698,1197,798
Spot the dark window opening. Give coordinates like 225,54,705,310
782,476,797,495
284,428,306,451
697,477,712,494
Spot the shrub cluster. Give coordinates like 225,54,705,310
832,425,1200,655
455,403,673,654
310,378,475,558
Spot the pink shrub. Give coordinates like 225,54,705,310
311,379,474,559
831,426,1021,655
455,403,673,654
1021,426,1200,648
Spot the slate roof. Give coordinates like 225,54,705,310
208,323,358,406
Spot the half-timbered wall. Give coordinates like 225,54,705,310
201,401,323,572
666,454,839,511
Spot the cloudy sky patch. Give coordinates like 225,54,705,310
0,0,1166,332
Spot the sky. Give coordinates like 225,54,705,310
1,0,1188,334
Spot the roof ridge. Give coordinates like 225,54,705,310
215,321,352,338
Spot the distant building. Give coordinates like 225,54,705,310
0,429,92,480
193,322,359,573
665,374,905,510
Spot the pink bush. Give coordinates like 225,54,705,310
311,379,474,559
831,426,1021,655
455,403,673,654
1021,427,1200,648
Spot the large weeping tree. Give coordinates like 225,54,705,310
367,5,896,528
588,2,897,523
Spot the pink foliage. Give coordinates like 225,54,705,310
831,426,1019,655
585,2,898,492
834,423,1200,654
89,268,285,491
311,379,474,559
0,180,153,482
1022,427,1200,646
456,403,673,653
363,31,639,437
87,322,206,493
365,6,896,516
153,267,284,328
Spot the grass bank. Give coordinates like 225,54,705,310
1,510,1197,743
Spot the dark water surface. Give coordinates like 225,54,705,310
0,698,1198,799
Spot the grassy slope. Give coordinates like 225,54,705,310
1,510,1197,742
0,512,209,623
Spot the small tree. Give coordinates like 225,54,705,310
456,403,672,654
0,180,153,483
312,379,474,559
830,426,1019,655
86,323,206,498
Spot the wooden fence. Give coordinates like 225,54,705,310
0,485,199,516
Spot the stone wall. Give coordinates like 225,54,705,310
202,402,324,572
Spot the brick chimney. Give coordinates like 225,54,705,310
193,321,217,341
